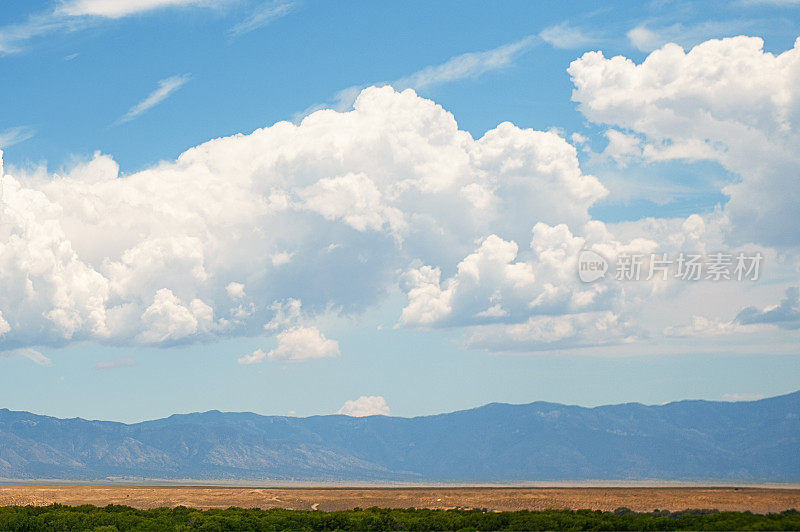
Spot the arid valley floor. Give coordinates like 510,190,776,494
0,486,798,514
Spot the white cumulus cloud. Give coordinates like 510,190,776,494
226,282,246,299
1,76,797,357
267,326,340,361
626,21,751,52
0,86,610,352
137,288,214,344
337,395,391,417
238,325,340,363
569,35,800,247
0,311,9,336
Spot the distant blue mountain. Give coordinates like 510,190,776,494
1,391,798,482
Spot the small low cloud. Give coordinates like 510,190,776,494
263,298,303,331
663,316,743,337
337,395,391,417
736,287,800,330
0,348,52,366
226,282,246,299
601,129,642,166
271,251,294,266
570,132,589,145
238,325,340,364
94,357,137,370
539,23,594,49
664,287,800,337
722,392,764,402
114,74,190,125
238,348,268,365
264,325,339,361
627,21,750,52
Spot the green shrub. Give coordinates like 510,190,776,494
0,504,796,531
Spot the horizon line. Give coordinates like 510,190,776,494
2,389,796,425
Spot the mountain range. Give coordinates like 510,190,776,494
1,391,798,482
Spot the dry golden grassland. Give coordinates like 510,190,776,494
0,486,797,514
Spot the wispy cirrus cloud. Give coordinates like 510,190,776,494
395,35,536,91
57,0,226,19
230,0,296,36
737,0,800,5
0,348,52,366
0,11,85,55
297,35,537,118
0,0,229,55
0,126,36,148
114,74,191,125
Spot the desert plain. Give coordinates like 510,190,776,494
0,485,798,514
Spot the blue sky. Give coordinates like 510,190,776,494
1,0,799,422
